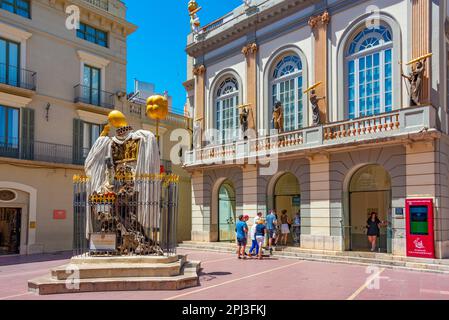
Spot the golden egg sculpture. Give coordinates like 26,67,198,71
146,95,169,121
108,110,128,128
188,0,198,14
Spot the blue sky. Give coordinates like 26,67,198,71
125,0,242,114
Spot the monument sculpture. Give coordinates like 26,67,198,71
28,96,200,295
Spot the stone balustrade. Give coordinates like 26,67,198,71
184,105,437,167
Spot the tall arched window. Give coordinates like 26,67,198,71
347,25,393,119
216,77,239,143
271,55,303,132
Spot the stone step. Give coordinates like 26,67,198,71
28,261,201,295
70,254,181,265
51,261,184,280
178,242,449,274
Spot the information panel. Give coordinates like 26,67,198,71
406,199,435,259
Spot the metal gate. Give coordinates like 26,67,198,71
73,174,179,257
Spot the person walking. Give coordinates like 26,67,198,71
266,210,277,255
280,210,291,246
249,213,263,257
366,212,384,252
255,219,267,260
236,215,249,259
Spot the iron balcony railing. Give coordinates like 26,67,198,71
0,137,89,166
0,63,37,91
74,84,115,109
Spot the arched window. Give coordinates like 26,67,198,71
347,25,393,119
271,55,303,132
215,77,239,143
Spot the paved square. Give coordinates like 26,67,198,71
1,249,449,300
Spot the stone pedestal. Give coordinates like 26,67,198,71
28,255,200,295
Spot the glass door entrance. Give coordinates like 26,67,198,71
218,182,236,242
347,165,392,253
0,208,21,255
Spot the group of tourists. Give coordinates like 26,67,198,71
235,210,301,260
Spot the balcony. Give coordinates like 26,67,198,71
184,105,438,167
80,0,126,19
74,84,115,110
0,138,89,166
0,63,37,97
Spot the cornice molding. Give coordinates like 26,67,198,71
0,21,32,41
186,0,319,58
77,50,110,68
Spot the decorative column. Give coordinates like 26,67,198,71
411,0,431,104
193,64,206,141
309,11,330,123
242,43,258,132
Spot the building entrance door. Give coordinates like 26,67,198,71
218,182,236,243
348,165,392,253
273,173,301,246
0,208,21,255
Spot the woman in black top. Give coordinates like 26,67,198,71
366,212,384,252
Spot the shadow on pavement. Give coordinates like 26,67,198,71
0,251,72,267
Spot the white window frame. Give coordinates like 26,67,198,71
270,56,303,132
346,27,393,119
215,78,239,144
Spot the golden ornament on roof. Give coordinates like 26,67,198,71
188,0,201,15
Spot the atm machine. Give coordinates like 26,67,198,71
406,199,435,259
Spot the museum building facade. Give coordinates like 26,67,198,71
183,0,449,258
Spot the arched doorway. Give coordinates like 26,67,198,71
218,181,236,242
274,173,301,246
348,165,392,253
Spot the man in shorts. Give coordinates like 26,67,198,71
235,215,249,259
266,210,277,255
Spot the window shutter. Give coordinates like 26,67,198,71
73,119,84,165
21,108,35,160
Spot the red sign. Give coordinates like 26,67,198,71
406,199,435,259
53,210,67,220
160,165,165,174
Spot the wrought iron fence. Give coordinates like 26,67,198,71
0,63,37,91
74,84,115,109
73,174,179,257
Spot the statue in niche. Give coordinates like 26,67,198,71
402,61,425,106
310,90,326,126
272,101,284,134
240,106,249,140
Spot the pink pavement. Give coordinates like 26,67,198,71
1,249,449,300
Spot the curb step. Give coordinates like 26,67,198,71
178,243,449,274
